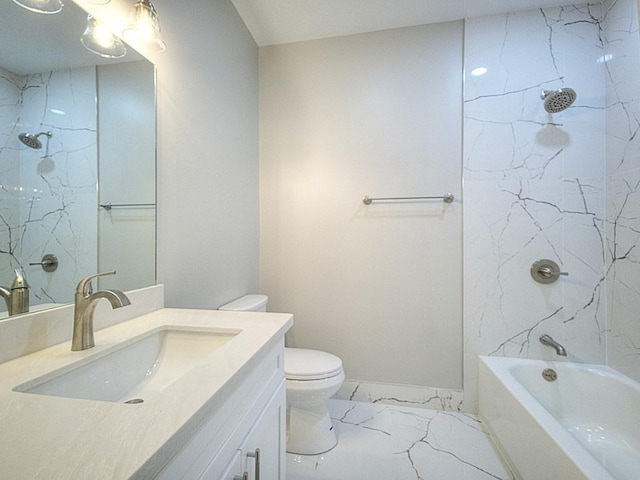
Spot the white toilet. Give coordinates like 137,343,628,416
219,294,345,455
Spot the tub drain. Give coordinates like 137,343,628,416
542,368,557,382
124,398,144,404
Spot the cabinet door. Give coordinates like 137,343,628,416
216,450,241,480
240,381,286,480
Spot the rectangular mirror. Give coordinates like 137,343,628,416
0,0,157,318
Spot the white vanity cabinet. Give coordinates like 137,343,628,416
215,382,285,480
157,339,286,480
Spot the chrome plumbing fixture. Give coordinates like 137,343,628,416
540,334,567,356
29,253,58,272
0,269,29,316
363,193,454,205
72,271,131,351
531,259,568,284
542,368,558,382
18,131,52,150
541,88,577,113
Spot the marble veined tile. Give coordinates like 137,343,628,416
336,380,464,412
463,3,608,412
287,400,514,480
603,0,640,382
0,66,98,304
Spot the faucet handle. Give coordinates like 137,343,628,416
11,269,28,290
76,271,117,296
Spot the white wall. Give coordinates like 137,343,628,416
73,0,640,410
78,0,260,309
260,23,463,389
155,0,259,308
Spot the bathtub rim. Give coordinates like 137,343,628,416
478,355,618,480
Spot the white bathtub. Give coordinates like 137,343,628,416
478,356,640,480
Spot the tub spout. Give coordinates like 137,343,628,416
540,334,567,356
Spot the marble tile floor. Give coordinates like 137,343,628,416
286,399,515,480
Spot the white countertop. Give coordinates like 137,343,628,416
0,307,293,479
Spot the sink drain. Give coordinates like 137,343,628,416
124,398,144,404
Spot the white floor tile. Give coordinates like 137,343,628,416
286,400,515,480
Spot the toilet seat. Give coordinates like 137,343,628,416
285,348,343,381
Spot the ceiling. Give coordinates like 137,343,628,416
1,0,143,76
231,0,573,46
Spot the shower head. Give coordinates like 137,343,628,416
18,131,52,150
541,88,577,113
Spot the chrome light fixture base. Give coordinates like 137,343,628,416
123,0,166,52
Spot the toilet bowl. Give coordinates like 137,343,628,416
219,295,345,455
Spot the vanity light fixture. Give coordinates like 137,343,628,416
11,0,63,14
122,0,166,52
80,14,127,59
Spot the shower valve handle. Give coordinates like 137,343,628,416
29,254,59,272
539,266,568,278
531,259,568,284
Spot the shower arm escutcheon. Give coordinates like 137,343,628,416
530,259,568,284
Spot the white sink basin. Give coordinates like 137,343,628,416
13,327,240,403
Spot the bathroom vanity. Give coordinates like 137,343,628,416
156,331,286,479
0,286,292,479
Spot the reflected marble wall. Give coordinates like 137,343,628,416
463,3,607,411
604,0,640,381
0,67,97,312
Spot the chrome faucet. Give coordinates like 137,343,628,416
0,269,29,316
72,271,131,351
540,334,567,356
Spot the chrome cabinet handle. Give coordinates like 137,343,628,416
233,474,248,480
247,448,260,480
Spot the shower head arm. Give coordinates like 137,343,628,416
18,131,53,150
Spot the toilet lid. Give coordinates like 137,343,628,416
285,348,343,380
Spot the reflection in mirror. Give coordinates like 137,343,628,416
0,0,157,318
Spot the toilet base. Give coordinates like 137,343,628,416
286,403,338,455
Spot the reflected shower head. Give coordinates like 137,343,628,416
541,88,577,113
18,131,52,150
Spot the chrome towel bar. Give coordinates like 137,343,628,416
362,193,454,205
100,203,156,210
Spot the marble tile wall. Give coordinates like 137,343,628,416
0,67,97,312
463,3,608,412
603,0,640,381
335,380,464,412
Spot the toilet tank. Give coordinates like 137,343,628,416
218,294,268,312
